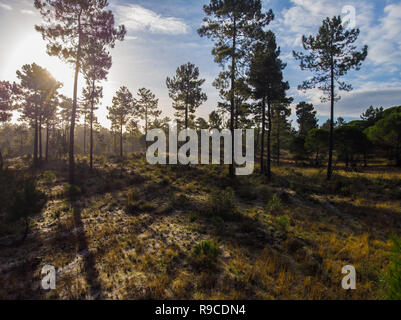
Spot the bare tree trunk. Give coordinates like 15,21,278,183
0,149,3,171
266,100,272,181
39,116,43,163
276,113,281,167
120,122,123,160
69,12,82,184
34,107,38,167
229,16,236,178
46,120,50,162
327,57,335,180
83,117,86,155
260,97,266,175
90,79,95,170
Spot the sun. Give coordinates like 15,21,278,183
4,31,77,96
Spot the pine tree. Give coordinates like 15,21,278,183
293,15,368,180
198,0,274,177
35,0,126,183
248,31,290,179
0,81,19,170
296,102,318,136
136,88,160,138
17,63,61,167
166,62,207,130
107,86,134,160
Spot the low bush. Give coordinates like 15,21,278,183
385,235,401,300
207,187,238,219
267,194,283,213
43,171,56,184
190,240,220,269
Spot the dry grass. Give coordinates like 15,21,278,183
0,155,400,299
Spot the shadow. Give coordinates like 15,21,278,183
72,202,104,299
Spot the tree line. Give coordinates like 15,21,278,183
1,0,399,183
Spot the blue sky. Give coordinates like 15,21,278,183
0,0,400,128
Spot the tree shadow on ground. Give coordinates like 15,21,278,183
72,202,104,299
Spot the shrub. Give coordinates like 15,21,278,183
64,184,82,200
188,212,198,223
190,240,220,269
43,171,56,184
386,236,401,300
8,178,46,240
267,194,283,213
171,193,191,210
331,176,351,196
128,188,140,204
277,215,290,230
207,187,237,219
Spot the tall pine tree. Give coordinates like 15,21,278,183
293,16,368,180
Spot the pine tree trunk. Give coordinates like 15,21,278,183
34,107,38,167
266,100,272,180
39,117,43,163
120,122,123,160
327,58,335,180
69,12,82,184
229,17,236,178
90,80,95,171
260,97,266,174
46,120,50,162
396,134,401,167
277,114,280,167
0,149,3,171
90,107,94,171
83,118,86,155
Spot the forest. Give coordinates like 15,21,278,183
0,0,401,300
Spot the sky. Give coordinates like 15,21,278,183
0,0,400,129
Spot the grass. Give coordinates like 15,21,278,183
1,154,400,300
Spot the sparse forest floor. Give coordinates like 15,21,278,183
1,154,401,300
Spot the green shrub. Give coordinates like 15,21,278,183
267,194,283,213
190,240,220,269
331,176,351,196
171,193,191,209
277,215,290,230
43,171,56,184
207,187,237,219
188,212,198,222
386,236,401,300
64,184,82,200
8,178,46,240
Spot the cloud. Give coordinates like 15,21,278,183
21,9,35,16
114,4,189,35
0,2,12,10
363,2,401,67
298,86,401,117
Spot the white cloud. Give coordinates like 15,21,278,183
0,2,12,11
363,2,401,66
114,4,189,35
297,86,401,117
21,9,35,16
